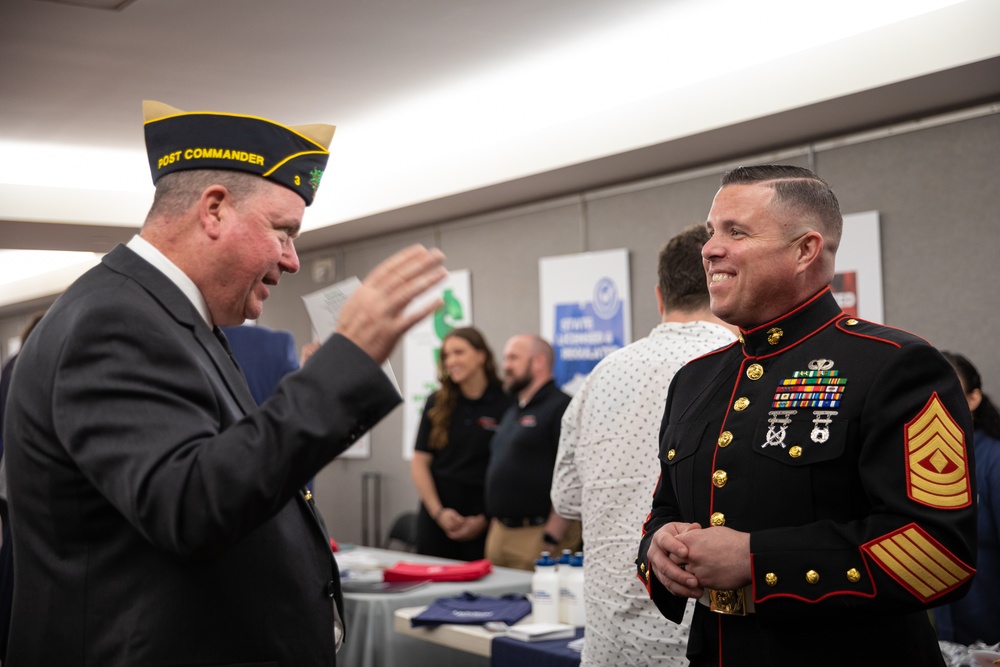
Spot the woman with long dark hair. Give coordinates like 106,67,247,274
933,351,1000,645
409,327,511,560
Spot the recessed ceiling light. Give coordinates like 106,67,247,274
34,0,138,11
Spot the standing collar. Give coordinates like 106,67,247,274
737,288,845,358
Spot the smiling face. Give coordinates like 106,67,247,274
206,181,304,326
441,334,487,387
702,183,809,329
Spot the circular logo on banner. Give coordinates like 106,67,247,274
592,277,621,320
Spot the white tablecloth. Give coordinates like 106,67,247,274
337,546,532,667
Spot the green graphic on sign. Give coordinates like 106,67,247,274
432,288,465,366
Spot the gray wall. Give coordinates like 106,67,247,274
3,108,998,547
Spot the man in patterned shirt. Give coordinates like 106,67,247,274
552,225,736,665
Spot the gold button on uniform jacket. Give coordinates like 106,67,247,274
637,288,976,666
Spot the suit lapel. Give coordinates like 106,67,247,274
103,245,257,416
196,326,258,415
104,246,336,601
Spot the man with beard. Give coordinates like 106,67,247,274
484,334,578,570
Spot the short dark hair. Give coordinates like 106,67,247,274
658,224,710,312
941,350,1000,440
147,169,265,219
722,165,842,249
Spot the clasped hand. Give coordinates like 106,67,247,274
436,509,487,542
647,523,752,598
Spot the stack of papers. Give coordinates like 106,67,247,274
504,623,576,642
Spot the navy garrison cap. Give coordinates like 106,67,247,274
142,100,335,206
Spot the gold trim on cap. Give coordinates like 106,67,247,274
291,123,336,149
142,100,335,150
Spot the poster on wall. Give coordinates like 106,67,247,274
834,211,883,323
401,270,472,460
539,249,631,395
302,276,385,459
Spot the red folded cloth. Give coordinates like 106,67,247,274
382,559,492,582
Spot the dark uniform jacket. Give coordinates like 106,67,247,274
637,288,977,666
3,245,401,666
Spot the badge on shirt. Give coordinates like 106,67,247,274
765,359,848,448
904,393,971,509
519,415,537,428
772,359,847,410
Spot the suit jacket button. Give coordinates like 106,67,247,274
326,580,338,598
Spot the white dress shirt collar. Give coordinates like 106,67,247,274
127,235,212,327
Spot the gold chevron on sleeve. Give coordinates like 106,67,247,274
864,524,973,602
905,393,971,509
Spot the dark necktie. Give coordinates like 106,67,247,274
212,327,240,369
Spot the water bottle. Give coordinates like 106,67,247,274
564,552,586,626
556,549,573,623
531,551,559,624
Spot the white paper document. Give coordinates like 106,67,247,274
504,622,576,642
302,276,360,344
301,276,399,393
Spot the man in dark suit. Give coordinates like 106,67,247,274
2,100,446,666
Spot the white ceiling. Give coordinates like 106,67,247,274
1,0,999,309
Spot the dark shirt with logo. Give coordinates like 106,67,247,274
415,382,512,516
485,380,572,519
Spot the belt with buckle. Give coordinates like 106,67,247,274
698,586,756,615
496,516,547,528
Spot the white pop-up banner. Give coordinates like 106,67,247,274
540,249,631,395
834,211,883,323
401,270,472,460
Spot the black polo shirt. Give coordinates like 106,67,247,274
413,383,512,515
485,380,572,520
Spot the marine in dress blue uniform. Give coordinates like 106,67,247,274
635,165,976,667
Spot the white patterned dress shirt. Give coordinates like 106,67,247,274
552,321,736,666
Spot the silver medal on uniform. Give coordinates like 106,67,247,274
764,410,797,449
810,410,838,443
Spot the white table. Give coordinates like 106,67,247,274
337,547,532,667
393,605,517,658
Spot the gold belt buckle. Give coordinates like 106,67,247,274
708,588,748,616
